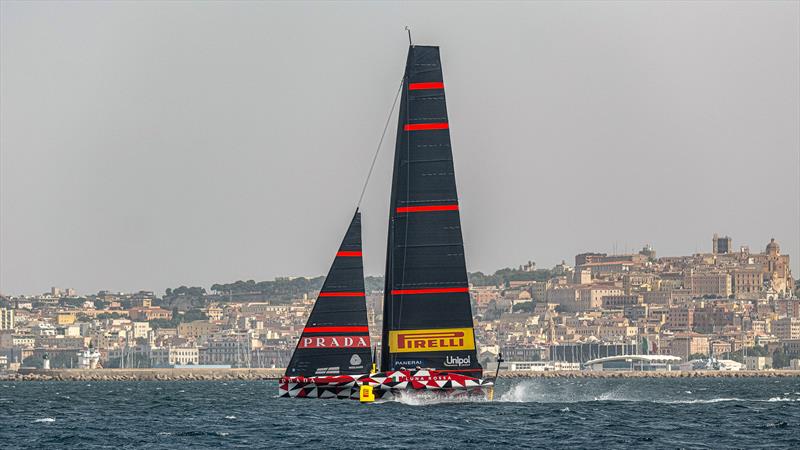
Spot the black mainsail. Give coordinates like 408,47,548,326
380,46,482,376
285,211,372,377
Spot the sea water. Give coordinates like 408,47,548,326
1,378,799,448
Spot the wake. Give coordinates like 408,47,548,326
385,390,491,406
498,380,800,404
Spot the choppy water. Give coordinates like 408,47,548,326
2,378,799,448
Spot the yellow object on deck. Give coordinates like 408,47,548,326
359,385,375,403
487,386,494,401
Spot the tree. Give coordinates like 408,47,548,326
771,350,791,369
97,312,123,320
484,300,503,321
512,302,534,313
60,297,86,308
149,319,177,329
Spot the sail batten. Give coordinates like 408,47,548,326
285,211,372,377
381,46,482,376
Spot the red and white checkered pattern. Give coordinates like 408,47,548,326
279,369,494,400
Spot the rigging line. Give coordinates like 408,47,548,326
356,78,405,209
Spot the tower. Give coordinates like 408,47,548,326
712,234,732,255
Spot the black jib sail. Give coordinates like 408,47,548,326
285,211,372,377
381,46,482,377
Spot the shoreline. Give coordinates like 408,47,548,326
2,368,800,381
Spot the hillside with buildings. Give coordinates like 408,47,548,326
1,235,798,373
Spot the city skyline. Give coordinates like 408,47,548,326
2,2,798,295
1,233,796,297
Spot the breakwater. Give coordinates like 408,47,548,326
3,368,285,381
2,368,800,381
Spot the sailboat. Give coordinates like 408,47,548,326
279,44,494,400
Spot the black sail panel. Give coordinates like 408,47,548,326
381,46,482,376
285,211,372,377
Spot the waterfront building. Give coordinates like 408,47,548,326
502,361,555,371
200,331,257,367
549,342,638,364
744,356,773,371
584,354,681,371
500,344,547,362
168,346,199,365
670,333,710,361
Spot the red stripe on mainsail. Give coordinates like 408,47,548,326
391,287,470,295
396,204,459,213
409,82,444,90
318,291,365,297
303,326,369,333
404,122,449,131
336,251,362,257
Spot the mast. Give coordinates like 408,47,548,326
381,45,482,377
285,211,372,377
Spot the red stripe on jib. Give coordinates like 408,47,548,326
336,251,362,257
318,291,365,297
404,123,449,131
303,326,369,333
409,82,444,90
396,204,459,213
391,287,470,295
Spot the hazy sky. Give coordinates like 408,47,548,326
1,1,798,296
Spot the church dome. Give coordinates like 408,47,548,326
766,238,780,255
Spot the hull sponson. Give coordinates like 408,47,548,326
381,45,481,376
284,211,373,378
278,369,494,400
